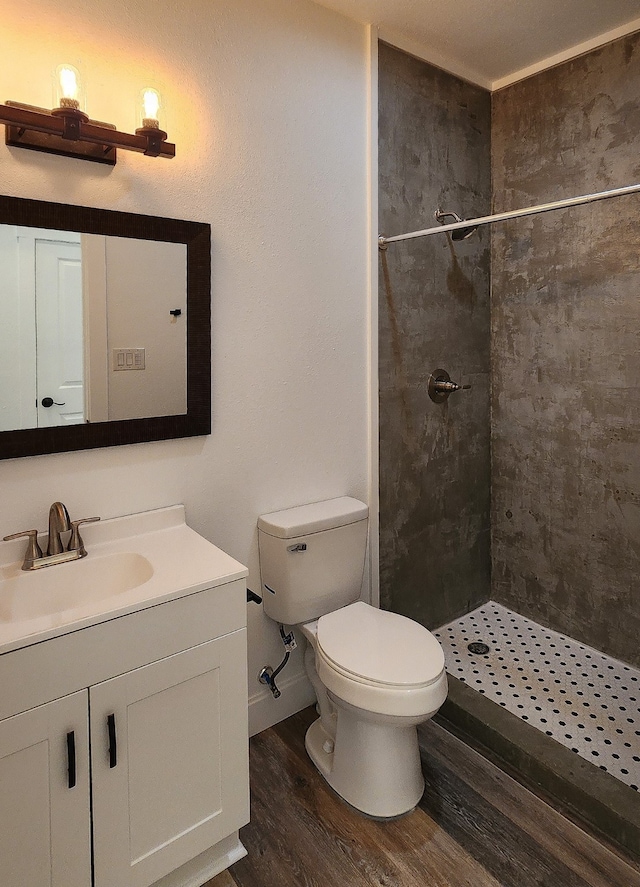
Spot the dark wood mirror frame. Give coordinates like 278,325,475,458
0,195,211,460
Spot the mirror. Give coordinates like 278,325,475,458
1,227,188,430
0,196,210,459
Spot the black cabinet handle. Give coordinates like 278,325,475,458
107,714,117,768
66,731,76,789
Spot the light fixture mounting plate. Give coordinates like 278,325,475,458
5,102,117,165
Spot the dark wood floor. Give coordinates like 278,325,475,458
209,706,640,887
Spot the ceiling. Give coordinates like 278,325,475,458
314,0,640,89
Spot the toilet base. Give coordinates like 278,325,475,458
304,705,425,818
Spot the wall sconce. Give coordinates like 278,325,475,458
135,88,168,157
0,66,175,165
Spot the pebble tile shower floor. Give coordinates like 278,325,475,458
435,602,640,791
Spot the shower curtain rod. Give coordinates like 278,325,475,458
378,182,640,248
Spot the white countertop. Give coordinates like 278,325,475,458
0,505,248,655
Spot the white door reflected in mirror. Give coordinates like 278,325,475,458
35,236,85,428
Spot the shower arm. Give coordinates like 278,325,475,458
378,182,640,248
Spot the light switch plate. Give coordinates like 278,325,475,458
113,348,146,370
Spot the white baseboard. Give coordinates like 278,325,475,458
248,667,316,736
152,833,247,887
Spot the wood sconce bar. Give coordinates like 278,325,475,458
0,101,175,165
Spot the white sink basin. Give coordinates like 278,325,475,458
0,552,154,622
0,505,248,654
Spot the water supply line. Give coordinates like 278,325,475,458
259,624,297,699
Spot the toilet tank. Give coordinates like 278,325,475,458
258,497,369,625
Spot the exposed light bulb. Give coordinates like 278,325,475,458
59,66,78,101
135,86,168,153
143,89,160,120
141,88,161,129
53,63,85,112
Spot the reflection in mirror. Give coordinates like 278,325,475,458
0,225,187,432
0,195,210,461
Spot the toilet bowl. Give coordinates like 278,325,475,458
258,497,448,818
301,601,447,817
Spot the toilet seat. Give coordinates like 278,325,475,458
312,602,448,718
316,601,445,688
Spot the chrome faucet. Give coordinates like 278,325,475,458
47,501,70,555
3,503,100,571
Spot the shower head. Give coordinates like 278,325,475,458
451,224,478,241
435,208,479,241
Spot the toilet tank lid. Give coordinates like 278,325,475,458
258,497,368,539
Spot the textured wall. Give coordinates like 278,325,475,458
492,33,640,667
0,0,370,733
378,43,492,629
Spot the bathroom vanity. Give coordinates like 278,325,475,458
0,506,249,887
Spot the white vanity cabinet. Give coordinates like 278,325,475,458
91,631,248,887
0,545,249,887
0,691,91,887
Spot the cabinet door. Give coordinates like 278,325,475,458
90,631,248,887
0,691,91,887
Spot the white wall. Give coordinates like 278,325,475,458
0,0,372,733
104,238,187,420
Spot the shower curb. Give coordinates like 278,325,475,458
433,675,640,862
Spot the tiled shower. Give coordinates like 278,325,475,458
435,603,640,790
378,36,640,799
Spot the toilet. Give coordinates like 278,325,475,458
258,496,448,818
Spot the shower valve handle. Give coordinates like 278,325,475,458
428,369,471,403
433,379,470,394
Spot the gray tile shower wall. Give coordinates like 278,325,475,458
491,33,640,668
378,43,492,628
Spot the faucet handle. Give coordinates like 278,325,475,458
68,517,101,557
3,529,43,568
